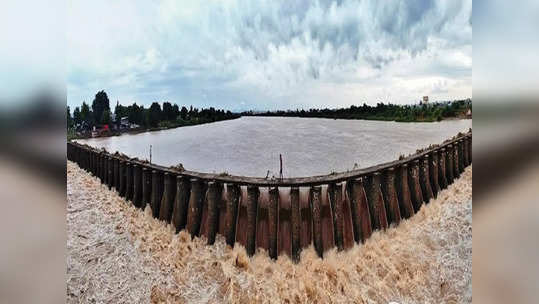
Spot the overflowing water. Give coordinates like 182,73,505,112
78,116,471,177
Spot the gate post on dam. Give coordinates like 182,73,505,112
102,155,107,185
119,161,126,197
159,172,176,222
463,137,470,167
150,170,164,218
381,168,401,225
419,156,434,203
458,140,465,173
310,186,324,258
171,176,191,233
142,168,152,207
245,186,259,256
438,149,448,190
205,181,222,245
329,183,345,251
395,164,414,219
107,157,114,190
446,145,455,184
224,184,240,247
452,144,460,179
429,152,441,198
348,178,372,243
365,172,388,231
125,162,134,201
468,134,472,163
132,165,142,208
289,187,301,262
113,158,119,192
408,160,424,212
186,178,204,238
268,187,280,260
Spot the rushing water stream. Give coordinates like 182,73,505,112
78,116,471,177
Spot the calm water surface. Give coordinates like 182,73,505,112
79,117,471,177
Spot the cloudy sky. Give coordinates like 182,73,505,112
67,0,472,111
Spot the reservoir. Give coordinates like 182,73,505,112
78,117,472,177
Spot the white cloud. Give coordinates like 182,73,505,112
67,0,472,110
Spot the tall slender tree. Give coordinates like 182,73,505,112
91,90,110,125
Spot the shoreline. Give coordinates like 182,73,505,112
67,161,472,303
68,116,241,140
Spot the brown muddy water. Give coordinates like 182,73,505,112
78,116,471,177
67,161,472,303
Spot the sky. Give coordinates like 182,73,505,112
67,0,472,111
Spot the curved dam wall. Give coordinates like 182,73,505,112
67,130,472,262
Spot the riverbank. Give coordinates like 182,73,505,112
68,116,241,140
67,161,471,303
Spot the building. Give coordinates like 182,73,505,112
420,96,429,105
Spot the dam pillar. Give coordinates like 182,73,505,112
125,162,134,201
102,154,107,185
438,149,448,190
224,184,240,247
116,159,121,191
365,172,389,231
408,160,424,212
453,144,460,179
245,186,259,256
205,181,222,245
381,168,401,225
107,157,114,190
186,178,204,237
150,170,164,218
289,187,301,262
328,183,345,251
268,187,280,260
142,167,152,207
171,176,191,233
132,165,143,208
310,186,324,258
429,152,441,197
463,137,470,167
395,164,414,219
159,173,176,221
419,156,434,203
118,161,126,197
468,134,472,163
348,178,372,243
446,145,455,184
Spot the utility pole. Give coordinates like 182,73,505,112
149,145,152,164
279,154,283,179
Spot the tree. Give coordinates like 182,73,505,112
162,102,174,121
114,101,127,120
80,102,91,125
101,109,111,125
67,106,73,128
180,106,188,120
148,102,162,127
91,90,110,125
73,106,82,125
127,103,145,126
172,104,180,119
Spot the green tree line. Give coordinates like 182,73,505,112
242,99,471,122
67,90,240,132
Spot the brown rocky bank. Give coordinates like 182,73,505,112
67,161,472,303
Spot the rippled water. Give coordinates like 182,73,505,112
78,117,471,177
